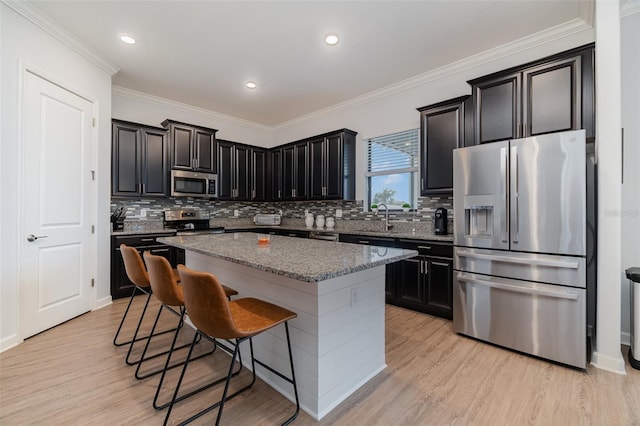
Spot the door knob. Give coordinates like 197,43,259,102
27,234,48,242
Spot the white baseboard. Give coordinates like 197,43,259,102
621,331,631,347
0,334,20,353
94,296,112,310
591,350,627,374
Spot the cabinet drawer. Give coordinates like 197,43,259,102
114,233,175,247
339,234,395,247
395,239,452,257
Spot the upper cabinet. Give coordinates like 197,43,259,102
162,119,217,173
469,43,594,144
112,120,169,197
281,141,309,201
309,130,357,200
417,96,469,195
217,140,250,200
251,147,268,201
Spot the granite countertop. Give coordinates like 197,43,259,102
158,233,418,283
112,219,453,243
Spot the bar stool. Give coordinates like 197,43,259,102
115,244,181,366
166,264,299,426
143,252,239,410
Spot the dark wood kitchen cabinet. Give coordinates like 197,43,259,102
281,141,309,200
417,96,469,195
392,240,453,319
339,234,397,298
112,120,169,197
218,140,250,200
469,43,594,144
162,119,217,173
251,147,268,201
309,129,357,200
271,149,283,201
110,233,177,299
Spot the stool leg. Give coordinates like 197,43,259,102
282,322,300,425
124,290,154,365
164,332,199,426
113,285,147,346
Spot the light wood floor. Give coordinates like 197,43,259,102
1,297,639,425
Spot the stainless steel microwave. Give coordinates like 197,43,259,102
171,170,217,198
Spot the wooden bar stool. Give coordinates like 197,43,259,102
166,265,300,426
115,244,182,365
143,252,239,410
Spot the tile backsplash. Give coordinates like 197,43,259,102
111,195,454,234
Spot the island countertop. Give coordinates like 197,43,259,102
158,232,418,283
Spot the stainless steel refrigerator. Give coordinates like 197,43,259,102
452,129,588,369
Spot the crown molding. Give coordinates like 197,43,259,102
274,17,593,131
2,0,120,76
580,0,595,27
112,86,273,132
622,0,640,17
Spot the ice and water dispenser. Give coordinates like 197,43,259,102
464,195,494,239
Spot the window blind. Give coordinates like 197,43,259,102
366,128,419,176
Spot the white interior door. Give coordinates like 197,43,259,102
21,71,94,338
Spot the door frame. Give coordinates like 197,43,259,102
17,62,99,342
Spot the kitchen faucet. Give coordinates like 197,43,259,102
375,203,393,232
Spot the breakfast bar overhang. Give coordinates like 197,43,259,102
158,232,417,420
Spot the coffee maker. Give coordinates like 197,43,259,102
434,207,448,235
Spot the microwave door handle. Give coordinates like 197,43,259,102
500,146,508,243
512,146,519,244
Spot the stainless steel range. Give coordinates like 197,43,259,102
163,209,224,235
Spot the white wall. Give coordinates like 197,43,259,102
620,10,640,345
0,3,113,350
112,87,274,148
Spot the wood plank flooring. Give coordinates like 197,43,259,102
1,297,639,425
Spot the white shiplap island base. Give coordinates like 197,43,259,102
158,233,417,420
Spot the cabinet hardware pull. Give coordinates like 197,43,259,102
418,245,432,250
152,248,170,253
358,240,370,244
432,261,449,267
140,238,154,242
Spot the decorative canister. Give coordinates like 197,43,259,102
315,215,325,228
305,214,315,228
326,217,335,229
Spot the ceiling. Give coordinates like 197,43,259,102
30,1,586,126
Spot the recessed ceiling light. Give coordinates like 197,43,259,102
120,35,136,45
245,81,257,89
324,33,339,46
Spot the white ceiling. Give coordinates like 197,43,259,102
30,0,586,126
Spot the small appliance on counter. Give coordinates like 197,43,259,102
111,207,126,231
253,214,281,226
434,207,447,235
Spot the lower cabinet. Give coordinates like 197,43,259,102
391,239,454,320
111,233,178,299
338,234,397,298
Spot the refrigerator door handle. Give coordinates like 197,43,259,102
456,273,579,300
456,250,581,269
512,146,519,244
500,146,508,243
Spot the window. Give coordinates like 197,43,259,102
365,129,419,210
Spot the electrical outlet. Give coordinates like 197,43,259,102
336,209,343,218
234,209,239,217
350,287,358,308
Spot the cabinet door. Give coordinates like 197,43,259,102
141,128,168,196
282,145,295,200
194,129,216,173
324,134,344,199
170,124,194,170
473,72,521,144
523,56,581,137
112,122,140,196
309,137,325,199
425,257,453,319
251,148,267,201
217,141,234,199
271,149,283,200
419,100,464,195
234,145,251,200
294,142,309,200
394,257,424,307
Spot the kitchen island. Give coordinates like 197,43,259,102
158,232,417,420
